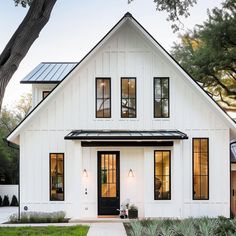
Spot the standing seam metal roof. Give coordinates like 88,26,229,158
20,62,77,84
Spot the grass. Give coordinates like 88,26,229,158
0,225,89,236
124,217,236,236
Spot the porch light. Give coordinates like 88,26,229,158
128,169,134,177
83,169,88,177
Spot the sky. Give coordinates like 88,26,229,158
0,0,224,108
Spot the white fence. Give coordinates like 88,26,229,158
0,185,18,200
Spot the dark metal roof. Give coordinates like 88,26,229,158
20,62,77,84
64,130,188,140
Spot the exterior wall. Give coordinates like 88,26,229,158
0,185,18,201
32,84,56,107
19,20,231,218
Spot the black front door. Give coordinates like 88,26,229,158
98,151,120,215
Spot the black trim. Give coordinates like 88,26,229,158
153,77,170,118
21,81,60,84
121,77,137,118
7,12,235,142
81,141,173,147
95,78,111,118
192,138,209,200
49,153,65,201
154,150,171,200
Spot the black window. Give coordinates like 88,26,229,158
154,77,169,118
154,150,171,200
193,138,209,200
42,91,50,99
96,78,111,118
121,78,136,118
50,153,64,201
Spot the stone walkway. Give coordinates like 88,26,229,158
87,222,127,236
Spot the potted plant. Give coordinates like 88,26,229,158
128,204,138,219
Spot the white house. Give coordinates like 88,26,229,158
7,12,236,219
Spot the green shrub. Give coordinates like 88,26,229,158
10,195,18,206
130,220,143,236
2,195,10,206
9,211,67,223
215,216,236,236
0,196,2,206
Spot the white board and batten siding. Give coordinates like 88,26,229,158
17,18,232,219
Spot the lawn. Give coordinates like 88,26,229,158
0,225,89,236
124,216,236,236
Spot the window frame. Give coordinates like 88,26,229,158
42,91,50,99
154,150,171,200
95,77,111,118
49,153,65,201
120,77,137,118
192,138,209,200
153,77,170,118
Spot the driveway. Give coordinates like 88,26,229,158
0,207,18,224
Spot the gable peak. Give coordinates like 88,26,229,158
124,12,132,18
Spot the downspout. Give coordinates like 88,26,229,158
3,138,20,220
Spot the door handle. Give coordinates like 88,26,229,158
233,189,235,196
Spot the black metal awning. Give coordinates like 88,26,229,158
64,130,188,140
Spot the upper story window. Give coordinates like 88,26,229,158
154,77,169,118
42,91,50,99
121,77,136,118
154,150,171,200
193,138,209,200
50,153,64,201
96,78,111,118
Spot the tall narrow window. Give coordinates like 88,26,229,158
154,150,171,200
121,78,136,118
193,138,209,200
154,77,169,118
96,78,111,118
50,153,64,201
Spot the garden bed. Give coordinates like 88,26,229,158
124,216,236,236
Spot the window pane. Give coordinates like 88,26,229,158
103,99,111,118
200,176,208,199
154,99,161,117
201,139,208,153
194,153,201,176
163,152,170,175
104,79,110,98
193,176,201,199
193,139,201,153
96,99,104,118
129,79,136,98
162,176,170,199
50,153,64,201
162,99,169,117
122,79,129,98
201,153,208,175
154,176,163,199
154,79,161,98
96,79,104,98
162,79,169,98
155,152,162,176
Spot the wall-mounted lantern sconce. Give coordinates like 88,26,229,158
128,169,134,177
83,169,88,178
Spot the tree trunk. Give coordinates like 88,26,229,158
0,0,57,110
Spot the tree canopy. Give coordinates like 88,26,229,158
172,0,236,110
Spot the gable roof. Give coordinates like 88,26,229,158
20,62,77,84
7,12,236,144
